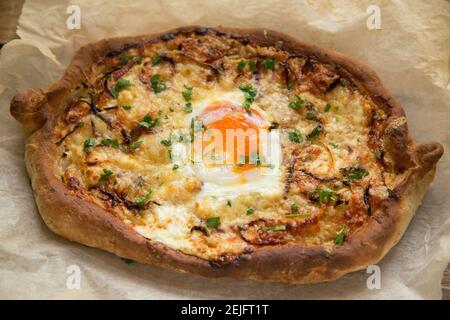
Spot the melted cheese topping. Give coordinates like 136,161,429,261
54,32,390,261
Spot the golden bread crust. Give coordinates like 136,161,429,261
11,26,443,284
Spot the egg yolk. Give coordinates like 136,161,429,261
199,101,269,172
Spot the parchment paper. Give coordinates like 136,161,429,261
0,0,449,299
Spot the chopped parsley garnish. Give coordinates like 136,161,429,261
182,86,194,113
262,225,286,232
109,78,132,98
136,56,143,65
340,77,349,87
101,138,119,149
76,122,84,128
161,139,172,147
122,105,132,111
138,114,159,129
286,212,310,219
227,200,232,207
152,53,162,65
246,208,255,215
119,55,130,64
129,140,143,151
237,60,246,71
290,203,299,213
150,74,166,93
375,150,383,159
262,58,275,70
313,188,336,204
334,226,348,245
307,126,322,140
288,129,304,143
324,103,331,112
83,138,96,152
239,84,257,114
135,189,152,208
99,169,113,182
206,217,221,228
289,95,308,110
306,112,317,121
172,164,179,171
344,167,369,180
184,102,193,113
182,86,193,102
248,60,257,73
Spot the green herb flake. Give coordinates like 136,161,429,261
334,226,348,245
99,168,113,182
136,56,143,65
262,58,275,70
206,217,221,228
227,200,232,207
288,129,304,143
135,189,152,208
172,164,179,171
152,53,162,66
184,102,193,113
101,138,119,149
129,140,143,151
324,103,331,112
83,138,96,152
246,208,255,216
109,79,132,98
108,87,118,99
306,112,317,121
308,126,322,140
375,150,383,159
122,105,132,111
161,139,172,147
286,212,310,219
119,56,130,64
239,84,257,114
237,60,246,71
340,77,349,87
317,188,336,204
248,60,257,73
150,74,166,94
289,95,306,110
116,78,131,91
182,86,193,102
290,203,299,213
138,114,159,129
345,167,369,180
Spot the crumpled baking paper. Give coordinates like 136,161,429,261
0,0,449,299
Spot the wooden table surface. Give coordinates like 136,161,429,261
1,1,448,300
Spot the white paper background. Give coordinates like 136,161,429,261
0,0,449,299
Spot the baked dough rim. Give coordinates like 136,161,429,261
10,26,444,284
